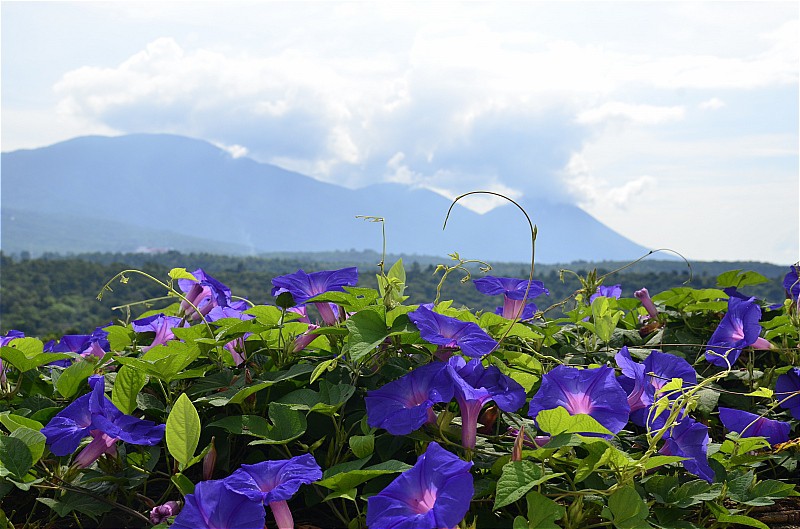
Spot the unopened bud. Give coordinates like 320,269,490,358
512,426,524,461
203,437,217,481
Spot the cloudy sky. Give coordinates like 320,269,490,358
2,2,798,264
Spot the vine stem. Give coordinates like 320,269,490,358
443,191,537,353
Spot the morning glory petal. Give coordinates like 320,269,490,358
171,479,266,529
719,407,791,446
775,367,800,420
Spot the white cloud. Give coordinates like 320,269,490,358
212,141,248,159
699,98,726,110
576,102,686,125
563,153,657,209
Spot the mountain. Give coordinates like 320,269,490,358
1,134,651,263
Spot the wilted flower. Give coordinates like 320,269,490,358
776,367,800,419
718,407,791,446
446,356,526,450
473,276,549,320
132,313,184,352
41,375,164,467
366,362,454,435
178,268,232,320
149,501,181,524
634,288,659,322
366,442,473,529
224,454,322,529
529,365,630,436
44,325,112,366
658,415,714,483
408,305,497,358
705,296,771,368
271,267,358,326
615,347,697,427
171,479,265,529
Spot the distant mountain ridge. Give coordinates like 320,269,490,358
1,133,651,262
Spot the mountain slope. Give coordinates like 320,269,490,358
1,134,651,262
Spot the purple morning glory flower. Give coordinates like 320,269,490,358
784,264,800,304
473,276,549,320
705,296,771,367
718,407,791,446
493,303,538,321
446,356,526,450
366,442,473,529
171,479,266,529
178,268,232,321
41,375,164,466
528,365,630,436
224,454,322,529
590,284,622,304
366,362,455,435
271,267,358,326
408,305,497,358
776,367,800,420
132,313,185,352
0,330,25,386
659,415,714,483
615,347,697,427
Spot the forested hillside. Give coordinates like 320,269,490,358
1,251,789,338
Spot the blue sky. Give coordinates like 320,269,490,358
2,2,798,264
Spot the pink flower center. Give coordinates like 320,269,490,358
731,322,745,342
565,392,593,415
411,487,438,514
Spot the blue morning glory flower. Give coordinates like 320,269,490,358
705,296,770,367
446,356,526,450
718,407,791,446
366,361,455,435
408,305,497,358
171,479,266,529
528,365,630,436
271,267,358,326
132,313,184,352
590,284,622,303
41,375,164,465
776,367,800,420
615,347,697,427
178,268,232,320
366,442,473,529
224,454,322,529
473,276,549,320
658,415,714,483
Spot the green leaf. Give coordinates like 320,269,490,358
666,480,721,508
310,358,337,384
0,338,73,373
524,491,566,529
494,461,543,509
713,514,769,529
345,307,388,363
0,412,43,433
171,473,195,496
166,393,201,469
607,485,651,529
316,460,410,492
104,325,133,351
0,436,33,479
212,404,307,445
716,270,769,289
743,480,797,506
56,358,96,398
11,428,46,464
744,387,773,398
116,341,200,383
37,491,112,521
226,364,315,405
169,267,198,281
209,415,274,437
349,435,374,459
535,407,613,436
111,366,147,415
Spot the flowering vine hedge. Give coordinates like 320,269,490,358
0,258,798,529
